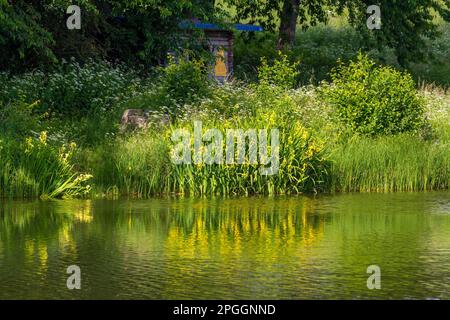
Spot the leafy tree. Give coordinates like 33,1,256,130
225,0,450,65
335,0,450,66
0,0,216,71
106,0,217,64
2,0,449,70
0,0,56,69
225,0,328,48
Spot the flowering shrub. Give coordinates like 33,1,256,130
0,60,141,117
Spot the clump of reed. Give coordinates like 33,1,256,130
0,132,92,199
85,106,329,197
87,132,170,198
329,134,449,192
166,115,329,196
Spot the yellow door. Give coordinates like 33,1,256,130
214,49,227,78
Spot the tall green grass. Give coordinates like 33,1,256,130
82,132,170,198
85,95,329,197
165,116,328,196
0,132,92,199
329,134,449,192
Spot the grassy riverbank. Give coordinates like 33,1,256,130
0,50,448,199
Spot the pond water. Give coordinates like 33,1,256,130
0,192,449,300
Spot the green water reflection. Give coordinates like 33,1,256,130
0,192,449,299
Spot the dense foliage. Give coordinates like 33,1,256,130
234,21,450,86
0,54,448,198
1,1,449,72
322,54,426,136
0,60,145,146
159,56,212,114
0,0,216,71
226,0,450,66
1,0,449,198
0,60,140,116
336,0,450,66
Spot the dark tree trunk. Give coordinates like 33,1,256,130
277,0,300,49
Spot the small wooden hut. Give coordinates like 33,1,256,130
179,22,263,82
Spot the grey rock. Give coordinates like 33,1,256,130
120,109,171,132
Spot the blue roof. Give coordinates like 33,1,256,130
179,22,263,32
234,24,264,32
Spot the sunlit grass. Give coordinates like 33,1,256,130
329,134,449,192
0,133,92,199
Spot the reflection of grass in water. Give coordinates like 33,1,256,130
1,194,449,299
112,194,450,299
111,197,327,263
0,200,93,262
319,193,450,298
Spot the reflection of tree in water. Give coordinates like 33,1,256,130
1,193,449,299
0,200,93,297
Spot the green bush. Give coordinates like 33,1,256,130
0,60,146,146
41,60,140,117
159,56,211,115
258,52,299,89
119,56,213,119
322,53,426,136
0,101,43,138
